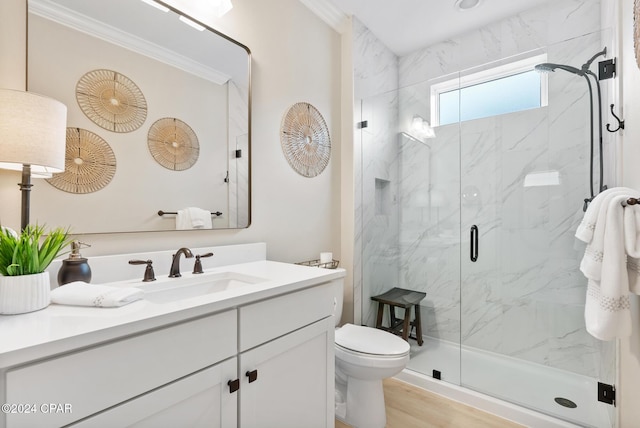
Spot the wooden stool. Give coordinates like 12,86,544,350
371,287,426,346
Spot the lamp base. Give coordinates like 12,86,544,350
19,164,32,231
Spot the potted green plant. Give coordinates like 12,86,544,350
0,225,70,314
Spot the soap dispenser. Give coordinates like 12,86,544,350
58,241,92,285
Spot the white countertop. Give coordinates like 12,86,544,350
0,260,345,368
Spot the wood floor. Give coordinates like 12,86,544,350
335,378,524,428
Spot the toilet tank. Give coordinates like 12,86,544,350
332,278,344,326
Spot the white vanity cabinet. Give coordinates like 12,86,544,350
1,277,339,428
239,318,334,428
72,358,238,428
238,281,336,428
4,310,238,428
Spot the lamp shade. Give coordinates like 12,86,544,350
0,89,67,176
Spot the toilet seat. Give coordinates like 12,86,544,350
335,323,410,356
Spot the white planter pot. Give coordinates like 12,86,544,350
0,272,51,315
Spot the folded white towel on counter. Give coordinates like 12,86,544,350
50,282,143,308
176,207,212,230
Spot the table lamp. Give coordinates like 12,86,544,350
0,89,67,230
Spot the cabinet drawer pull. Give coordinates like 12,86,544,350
228,379,240,393
246,369,258,383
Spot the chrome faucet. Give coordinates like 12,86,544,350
169,247,193,278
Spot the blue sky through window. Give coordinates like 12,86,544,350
438,70,542,126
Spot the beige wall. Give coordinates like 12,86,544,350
0,0,344,270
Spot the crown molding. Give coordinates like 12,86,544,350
29,0,230,85
298,0,349,34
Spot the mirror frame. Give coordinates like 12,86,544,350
26,0,252,233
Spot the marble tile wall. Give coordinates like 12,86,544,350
228,81,249,228
353,18,399,100
352,18,400,326
399,0,602,88
398,124,461,344
356,0,616,379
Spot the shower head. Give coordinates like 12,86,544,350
534,63,584,76
533,63,555,73
582,47,607,71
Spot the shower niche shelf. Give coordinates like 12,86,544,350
375,178,392,216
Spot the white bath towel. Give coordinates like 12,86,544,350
576,187,634,247
624,204,640,293
50,282,144,308
176,209,190,230
176,207,212,230
576,188,640,340
578,189,630,280
188,207,212,229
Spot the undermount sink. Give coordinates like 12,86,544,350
135,271,268,304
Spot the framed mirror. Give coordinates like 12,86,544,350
27,0,251,233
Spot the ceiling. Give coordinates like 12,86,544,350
314,0,554,56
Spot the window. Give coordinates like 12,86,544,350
431,54,548,126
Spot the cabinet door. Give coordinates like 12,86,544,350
239,317,334,428
6,310,237,428
71,358,237,428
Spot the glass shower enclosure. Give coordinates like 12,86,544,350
356,2,617,426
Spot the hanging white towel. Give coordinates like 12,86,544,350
50,282,143,308
187,207,212,229
624,204,640,293
579,189,631,280
176,209,192,230
576,187,630,242
576,188,640,340
175,207,213,230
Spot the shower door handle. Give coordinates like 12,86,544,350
470,225,479,262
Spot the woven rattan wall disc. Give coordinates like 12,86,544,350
147,118,199,171
280,102,331,177
46,128,117,194
76,69,147,133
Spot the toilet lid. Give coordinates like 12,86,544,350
335,324,410,356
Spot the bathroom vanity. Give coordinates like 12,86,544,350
0,243,344,428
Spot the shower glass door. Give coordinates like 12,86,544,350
397,78,463,385
459,30,616,428
357,2,617,427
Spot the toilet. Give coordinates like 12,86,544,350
333,285,411,428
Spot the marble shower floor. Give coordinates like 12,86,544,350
406,337,611,428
